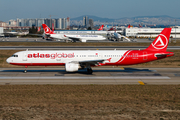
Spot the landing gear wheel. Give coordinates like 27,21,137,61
24,66,28,73
87,68,93,74
24,70,27,73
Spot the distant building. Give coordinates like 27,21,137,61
57,18,62,29
66,17,70,30
29,19,36,27
44,19,52,28
83,16,89,27
0,21,7,27
8,20,16,26
89,19,94,28
62,18,66,29
37,19,45,27
11,18,70,30
0,27,4,36
52,19,56,29
125,28,180,38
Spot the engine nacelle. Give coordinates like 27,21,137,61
65,63,79,72
81,39,87,42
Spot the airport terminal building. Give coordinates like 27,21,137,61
0,27,4,37
125,27,180,38
54,27,180,38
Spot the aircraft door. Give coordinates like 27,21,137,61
23,52,27,61
143,52,148,60
98,53,103,59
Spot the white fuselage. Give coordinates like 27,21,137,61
6,49,173,72
49,34,106,42
6,50,130,66
50,34,67,40
65,34,106,40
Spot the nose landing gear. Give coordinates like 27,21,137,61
24,66,28,73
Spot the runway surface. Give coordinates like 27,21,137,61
0,67,179,85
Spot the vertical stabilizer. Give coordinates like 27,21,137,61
42,24,56,34
145,28,171,51
98,25,104,31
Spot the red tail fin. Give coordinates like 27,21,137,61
108,27,114,31
42,24,55,34
37,27,41,32
98,25,104,31
145,28,171,51
139,24,142,28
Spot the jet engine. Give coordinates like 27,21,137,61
65,62,80,72
81,39,87,42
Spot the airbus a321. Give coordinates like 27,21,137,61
42,24,106,42
6,28,174,74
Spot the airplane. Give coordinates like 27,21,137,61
139,24,142,28
42,24,106,42
98,25,104,31
6,28,173,74
1,31,29,37
109,26,131,42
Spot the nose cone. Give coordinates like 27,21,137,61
6,57,11,64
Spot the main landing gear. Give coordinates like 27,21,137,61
87,68,93,74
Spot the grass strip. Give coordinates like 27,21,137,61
0,85,180,119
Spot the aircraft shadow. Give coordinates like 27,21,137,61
1,68,154,75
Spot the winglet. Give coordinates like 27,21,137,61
145,28,172,51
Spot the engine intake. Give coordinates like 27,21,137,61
65,62,80,72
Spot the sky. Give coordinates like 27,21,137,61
0,0,180,21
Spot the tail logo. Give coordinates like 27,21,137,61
45,27,49,33
152,34,168,50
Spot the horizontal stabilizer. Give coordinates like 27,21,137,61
155,53,173,58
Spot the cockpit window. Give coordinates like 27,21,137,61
11,55,18,57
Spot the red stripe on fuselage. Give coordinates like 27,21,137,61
115,50,159,65
116,50,132,63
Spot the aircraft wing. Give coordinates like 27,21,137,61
28,33,43,36
66,36,87,42
2,32,18,36
66,36,80,42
